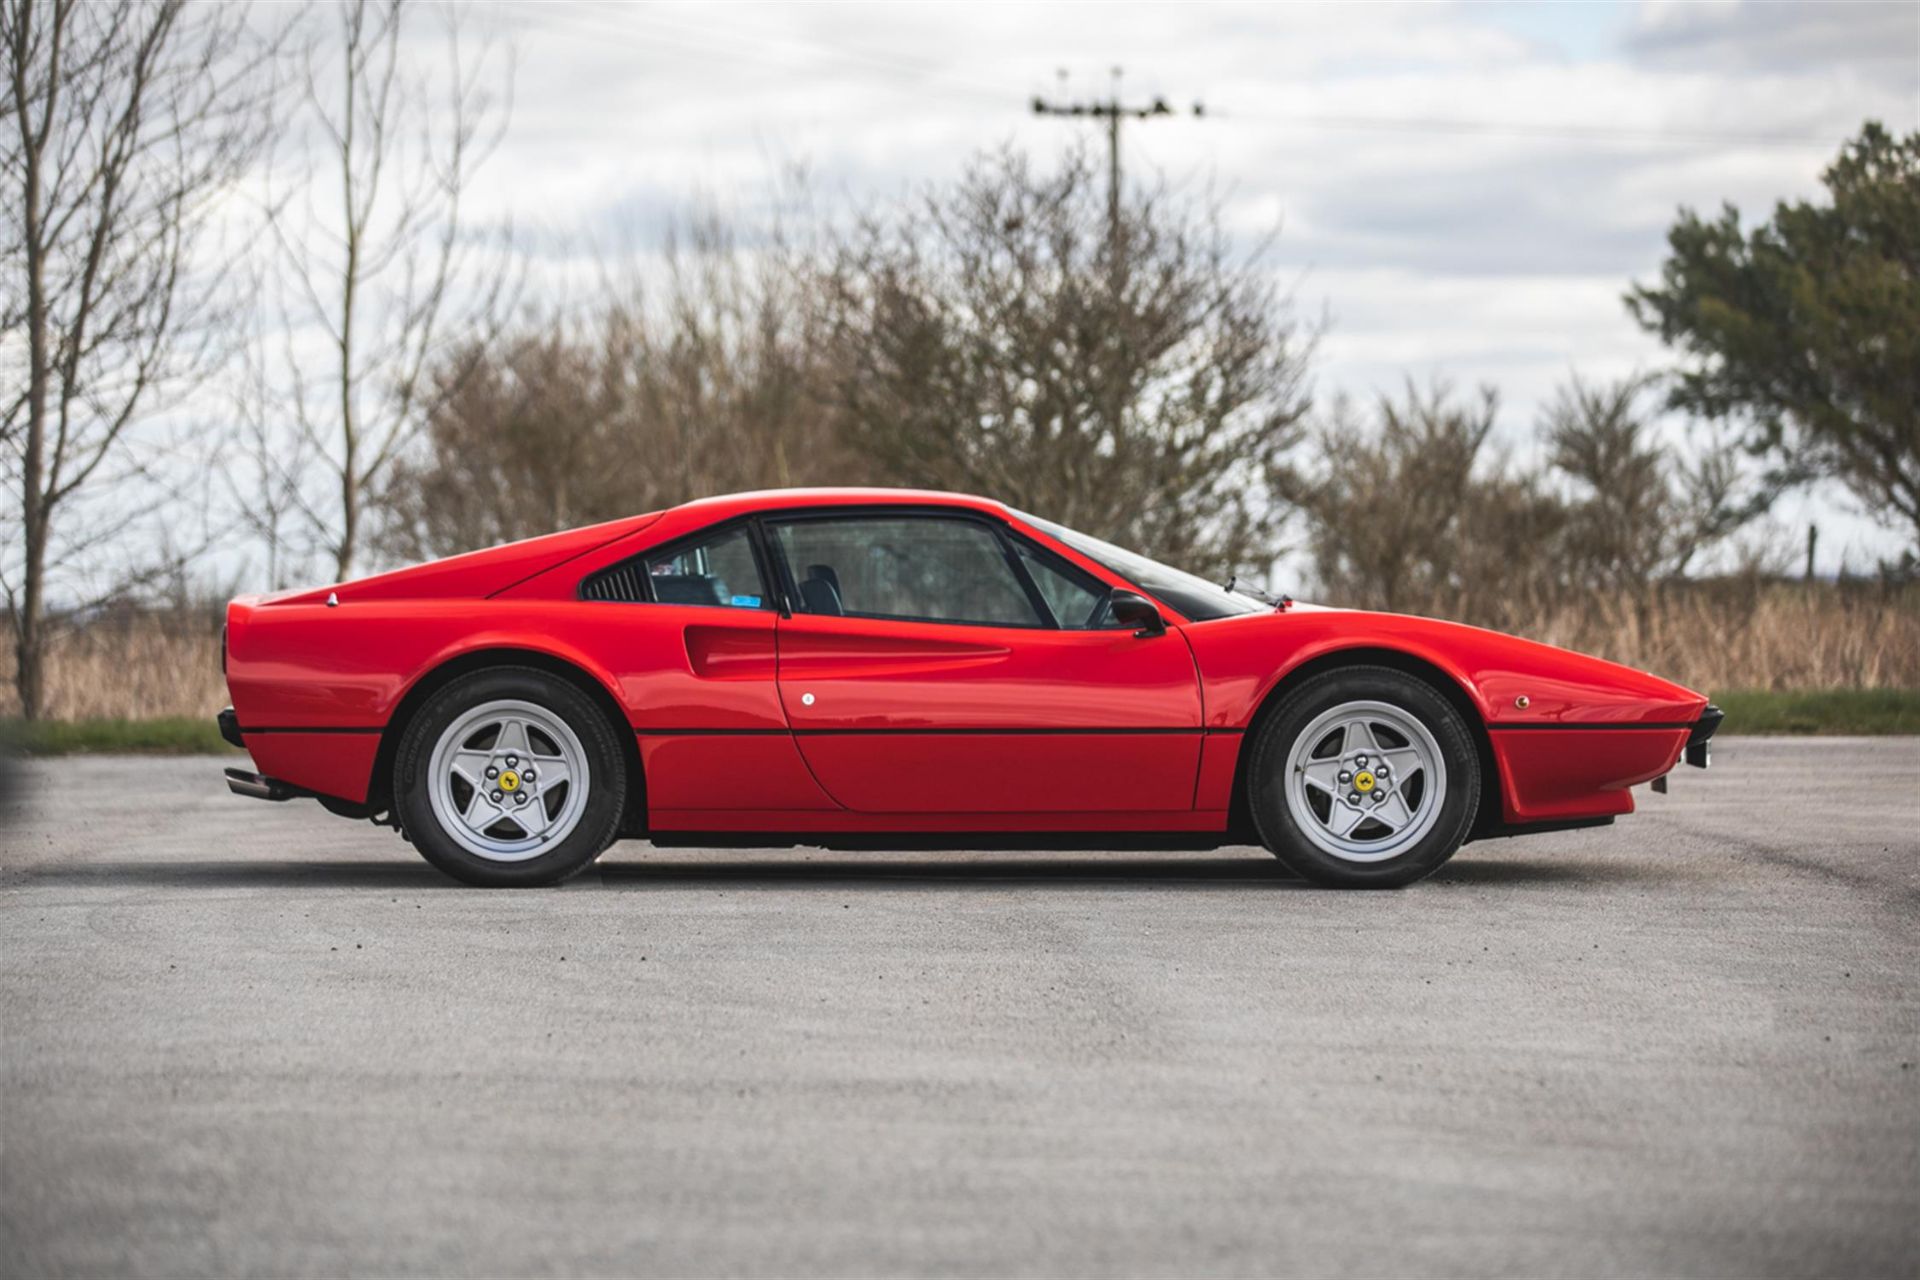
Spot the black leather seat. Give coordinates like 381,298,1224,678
652,573,726,606
799,571,844,616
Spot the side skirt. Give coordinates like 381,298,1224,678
645,830,1237,852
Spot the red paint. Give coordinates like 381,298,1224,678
637,735,838,812
646,808,1228,834
776,611,1202,812
1193,734,1242,812
242,731,381,805
1489,727,1687,822
1180,607,1704,730
223,488,1711,839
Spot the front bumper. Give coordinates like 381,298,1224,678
1684,703,1723,768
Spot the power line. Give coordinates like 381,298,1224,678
1202,107,1842,148
527,8,1852,153
1032,68,1205,260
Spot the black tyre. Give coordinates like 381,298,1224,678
393,667,627,887
1247,665,1479,888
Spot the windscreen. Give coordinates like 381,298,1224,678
1014,512,1269,622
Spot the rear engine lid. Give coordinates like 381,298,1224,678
261,513,662,606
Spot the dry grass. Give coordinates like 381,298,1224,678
0,584,1914,725
0,607,226,720
1512,582,1920,692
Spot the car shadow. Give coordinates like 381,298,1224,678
17,851,1670,892
17,859,452,890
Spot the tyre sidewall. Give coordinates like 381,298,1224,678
395,667,626,887
1249,666,1479,888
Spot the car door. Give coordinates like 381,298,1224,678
570,517,841,817
766,508,1205,814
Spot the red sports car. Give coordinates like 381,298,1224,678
217,488,1720,888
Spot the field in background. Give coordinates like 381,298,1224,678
1710,688,1920,735
2,583,1916,750
1495,580,1920,693
2,608,227,722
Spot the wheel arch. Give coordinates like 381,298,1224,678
1226,646,1503,840
368,646,645,834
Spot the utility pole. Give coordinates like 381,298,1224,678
1032,68,1203,267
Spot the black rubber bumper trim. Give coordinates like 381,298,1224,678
1492,720,1701,731
240,724,383,735
634,726,1238,737
216,706,244,749
1684,703,1723,768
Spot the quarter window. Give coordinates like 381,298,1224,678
771,516,1042,627
580,523,769,608
645,525,767,607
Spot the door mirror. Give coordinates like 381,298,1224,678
1106,589,1165,637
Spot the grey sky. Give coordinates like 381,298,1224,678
450,0,1917,570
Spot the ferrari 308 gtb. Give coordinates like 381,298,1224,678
217,488,1721,888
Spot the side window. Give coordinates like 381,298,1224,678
581,523,769,608
772,516,1042,627
1013,537,1117,629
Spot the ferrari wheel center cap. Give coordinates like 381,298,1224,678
498,770,520,792
1353,770,1376,793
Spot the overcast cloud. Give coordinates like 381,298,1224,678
444,1,1919,567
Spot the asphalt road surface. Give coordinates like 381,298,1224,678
2,739,1916,1278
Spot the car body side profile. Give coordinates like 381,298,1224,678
217,488,1721,888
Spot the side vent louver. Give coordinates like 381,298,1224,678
580,559,649,603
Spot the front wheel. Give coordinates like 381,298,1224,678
1247,666,1480,888
394,667,627,887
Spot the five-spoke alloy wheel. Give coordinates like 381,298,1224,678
428,699,590,861
1248,666,1480,888
395,667,626,887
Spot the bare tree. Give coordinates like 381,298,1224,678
604,211,845,505
380,210,849,561
226,311,318,590
378,322,639,560
1278,377,1770,633
252,0,513,581
822,148,1314,582
1,0,273,719
1276,383,1568,626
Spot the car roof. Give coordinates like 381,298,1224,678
667,488,1014,522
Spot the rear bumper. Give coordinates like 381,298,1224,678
215,705,381,806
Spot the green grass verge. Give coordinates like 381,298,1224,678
0,716,241,756
1709,688,1920,735
2,688,1915,755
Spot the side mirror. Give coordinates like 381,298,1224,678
1106,589,1166,638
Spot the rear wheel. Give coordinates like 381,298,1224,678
1247,666,1479,888
394,667,626,887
